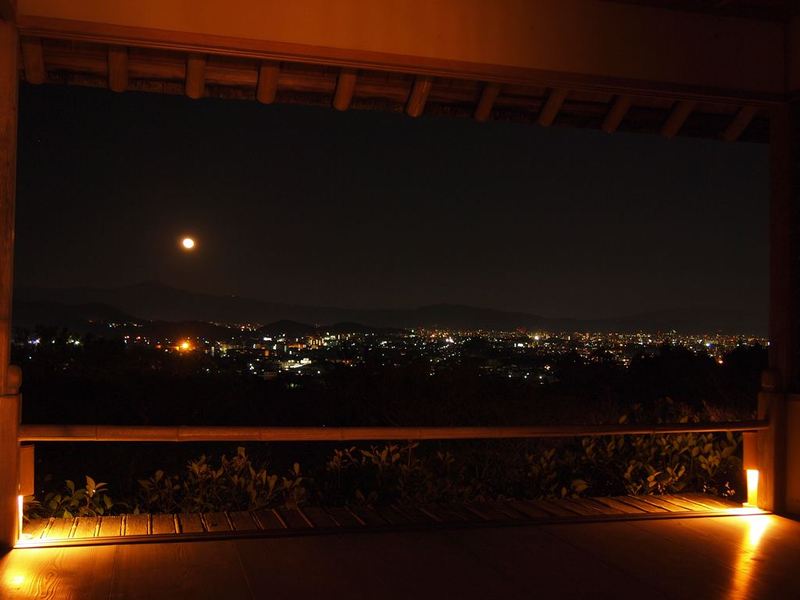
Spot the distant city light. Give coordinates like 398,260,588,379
181,237,196,250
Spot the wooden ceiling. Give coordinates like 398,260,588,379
16,35,770,144
607,0,796,21
15,0,784,144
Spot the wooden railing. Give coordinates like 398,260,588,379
17,420,769,443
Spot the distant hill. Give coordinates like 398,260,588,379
12,301,139,333
13,281,767,335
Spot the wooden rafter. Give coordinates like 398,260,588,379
406,76,432,118
20,36,45,84
537,88,567,127
107,46,128,92
601,95,632,133
333,68,357,111
474,83,500,122
256,61,279,104
721,106,758,142
661,100,696,138
185,54,206,99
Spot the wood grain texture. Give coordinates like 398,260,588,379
107,45,128,92
0,20,18,550
405,76,432,117
661,99,696,138
256,61,279,104
474,83,500,122
185,54,206,99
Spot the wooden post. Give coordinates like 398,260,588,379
762,102,800,514
0,18,19,549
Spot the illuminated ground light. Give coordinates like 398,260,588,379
177,340,193,352
181,237,196,250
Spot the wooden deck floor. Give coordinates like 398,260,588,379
2,512,798,599
19,493,746,546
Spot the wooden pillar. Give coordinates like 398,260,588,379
762,102,800,514
0,18,20,549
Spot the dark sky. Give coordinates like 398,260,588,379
16,84,768,321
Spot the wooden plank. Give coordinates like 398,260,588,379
529,499,582,517
151,513,177,535
22,517,51,540
629,496,685,512
18,421,770,442
504,499,551,519
276,508,312,530
253,508,286,530
722,105,757,142
391,505,436,525
185,54,206,99
680,493,739,510
177,512,205,533
601,94,632,133
406,76,432,117
324,506,364,528
71,516,99,538
107,45,128,92
333,68,357,111
374,505,415,525
43,517,74,539
124,513,150,536
20,36,46,84
612,496,668,513
645,496,700,512
463,502,515,522
97,515,122,537
474,82,500,122
537,88,568,126
420,504,470,523
256,61,280,104
657,495,712,512
299,506,338,528
202,512,232,533
228,511,259,532
560,498,613,516
574,498,626,515
661,99,696,138
347,506,388,527
592,497,647,514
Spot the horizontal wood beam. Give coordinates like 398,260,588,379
721,105,758,142
256,61,279,104
661,100,697,138
601,95,632,133
474,83,500,122
406,75,432,117
107,45,128,92
13,4,786,105
17,420,769,443
185,53,206,99
538,88,567,127
20,36,45,84
332,68,357,111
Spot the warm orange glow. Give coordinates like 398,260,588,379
745,469,759,507
728,515,772,599
177,340,193,352
181,237,195,250
17,494,22,541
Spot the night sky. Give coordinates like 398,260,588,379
15,84,768,322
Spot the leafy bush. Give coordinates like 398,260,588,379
137,447,307,513
25,429,743,519
28,476,115,519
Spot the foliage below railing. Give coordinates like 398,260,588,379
24,423,742,519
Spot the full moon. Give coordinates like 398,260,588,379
181,237,195,250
